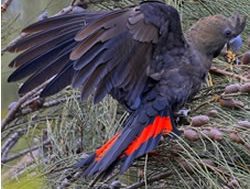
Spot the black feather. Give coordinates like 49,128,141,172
18,42,76,94
9,27,80,68
8,39,74,82
120,134,161,173
22,13,86,33
40,62,75,97
7,20,84,53
75,153,96,168
73,42,107,70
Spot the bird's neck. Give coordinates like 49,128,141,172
184,30,224,61
184,34,214,72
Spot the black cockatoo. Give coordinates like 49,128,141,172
4,1,246,176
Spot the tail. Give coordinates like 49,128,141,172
76,113,179,176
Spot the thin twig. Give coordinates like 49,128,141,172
2,115,61,133
1,139,50,164
192,96,218,112
57,171,82,189
21,96,41,108
1,80,51,131
1,0,13,12
210,66,249,82
88,173,105,188
2,151,40,180
1,129,26,158
144,154,148,189
71,0,77,5
3,95,81,132
125,171,172,189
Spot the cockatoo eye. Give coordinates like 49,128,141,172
224,28,232,37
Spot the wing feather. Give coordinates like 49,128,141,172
18,42,76,94
8,39,74,82
7,20,84,53
6,1,186,111
22,11,106,33
74,9,129,41
9,27,79,68
40,62,75,97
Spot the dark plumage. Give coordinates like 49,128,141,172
5,1,246,176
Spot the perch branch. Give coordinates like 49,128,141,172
1,129,26,158
3,95,81,130
1,80,51,131
1,139,50,164
210,66,249,81
1,0,13,12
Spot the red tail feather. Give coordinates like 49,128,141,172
78,115,175,175
124,116,172,156
95,133,120,161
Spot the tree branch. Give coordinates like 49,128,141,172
125,171,172,189
1,80,51,131
1,139,50,164
1,129,26,159
1,0,13,12
210,66,249,82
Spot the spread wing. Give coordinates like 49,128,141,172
6,1,185,109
